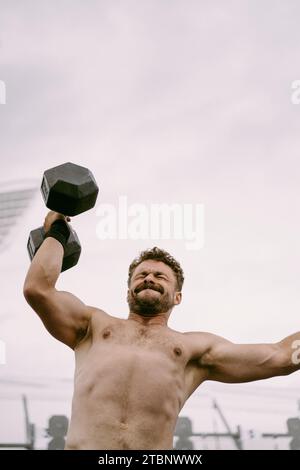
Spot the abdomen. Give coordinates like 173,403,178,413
66,343,184,449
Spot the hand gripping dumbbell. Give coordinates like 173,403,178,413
27,162,99,272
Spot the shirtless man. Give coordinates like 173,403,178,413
23,211,300,450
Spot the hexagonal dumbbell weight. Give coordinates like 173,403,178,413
27,225,81,272
27,162,99,272
41,162,99,216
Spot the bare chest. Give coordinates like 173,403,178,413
75,319,207,410
90,321,189,364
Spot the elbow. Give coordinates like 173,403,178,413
23,282,34,301
23,283,50,305
23,283,39,304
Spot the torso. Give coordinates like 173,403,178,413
65,309,209,450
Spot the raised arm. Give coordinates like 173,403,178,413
23,212,92,350
191,331,300,383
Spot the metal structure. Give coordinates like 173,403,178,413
174,399,242,450
0,180,37,252
0,395,35,449
263,417,300,450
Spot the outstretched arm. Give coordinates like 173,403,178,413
195,332,300,383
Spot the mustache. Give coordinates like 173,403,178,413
134,282,164,295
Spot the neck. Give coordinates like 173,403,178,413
127,311,170,327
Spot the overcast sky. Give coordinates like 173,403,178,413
0,0,300,449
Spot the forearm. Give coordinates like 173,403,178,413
24,237,64,292
277,333,300,373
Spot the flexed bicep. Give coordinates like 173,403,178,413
24,286,92,349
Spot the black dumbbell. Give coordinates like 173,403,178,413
27,162,99,272
27,225,82,272
41,162,99,216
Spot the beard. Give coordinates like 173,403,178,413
127,282,175,316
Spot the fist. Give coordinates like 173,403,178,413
43,211,71,233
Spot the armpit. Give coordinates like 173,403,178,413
75,320,91,349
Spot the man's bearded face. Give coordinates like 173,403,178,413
127,261,177,316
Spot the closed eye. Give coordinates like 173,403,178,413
156,274,168,281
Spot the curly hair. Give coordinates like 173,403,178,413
128,247,184,291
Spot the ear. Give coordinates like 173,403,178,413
174,291,182,306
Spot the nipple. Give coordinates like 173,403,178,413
103,329,111,339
